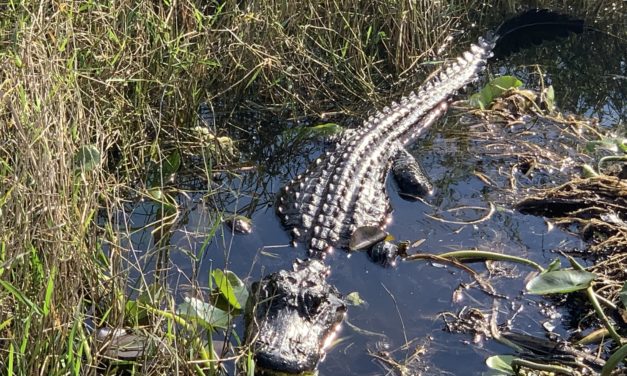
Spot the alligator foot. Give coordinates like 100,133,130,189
392,147,433,199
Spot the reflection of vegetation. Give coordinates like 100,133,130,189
0,0,623,374
488,29,626,125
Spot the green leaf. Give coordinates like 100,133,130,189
147,187,163,201
486,355,515,374
619,282,627,309
526,270,596,295
307,123,343,136
601,343,627,376
586,138,627,153
0,280,42,315
544,85,555,111
176,297,230,329
469,76,523,109
74,144,101,172
581,164,599,178
162,150,181,176
212,269,249,310
546,258,561,272
42,267,56,317
346,291,366,306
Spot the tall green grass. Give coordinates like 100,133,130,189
0,0,622,374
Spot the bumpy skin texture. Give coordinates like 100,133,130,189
275,36,496,257
392,147,434,198
245,259,346,374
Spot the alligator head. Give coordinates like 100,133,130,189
245,259,346,374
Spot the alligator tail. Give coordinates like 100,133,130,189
492,9,584,59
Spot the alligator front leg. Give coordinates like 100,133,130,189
391,147,433,199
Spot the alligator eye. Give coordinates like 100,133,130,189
301,293,322,315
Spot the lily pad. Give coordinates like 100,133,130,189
212,269,249,310
485,355,515,375
176,296,230,329
526,270,595,295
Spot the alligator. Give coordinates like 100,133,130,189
275,9,584,259
246,9,584,374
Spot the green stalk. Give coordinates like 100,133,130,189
436,250,545,272
568,256,624,345
511,358,575,374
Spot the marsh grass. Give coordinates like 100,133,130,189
0,0,622,374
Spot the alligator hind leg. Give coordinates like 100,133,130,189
391,147,433,199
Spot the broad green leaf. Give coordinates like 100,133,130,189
74,144,101,172
162,150,181,175
212,269,249,310
601,343,627,376
176,296,230,329
526,270,595,295
619,282,627,309
485,355,515,374
470,76,523,109
147,187,163,201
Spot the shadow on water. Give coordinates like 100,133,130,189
111,8,625,376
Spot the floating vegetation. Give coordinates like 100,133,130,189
469,75,523,110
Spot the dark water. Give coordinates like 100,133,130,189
115,14,625,376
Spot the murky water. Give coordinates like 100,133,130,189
114,16,624,375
